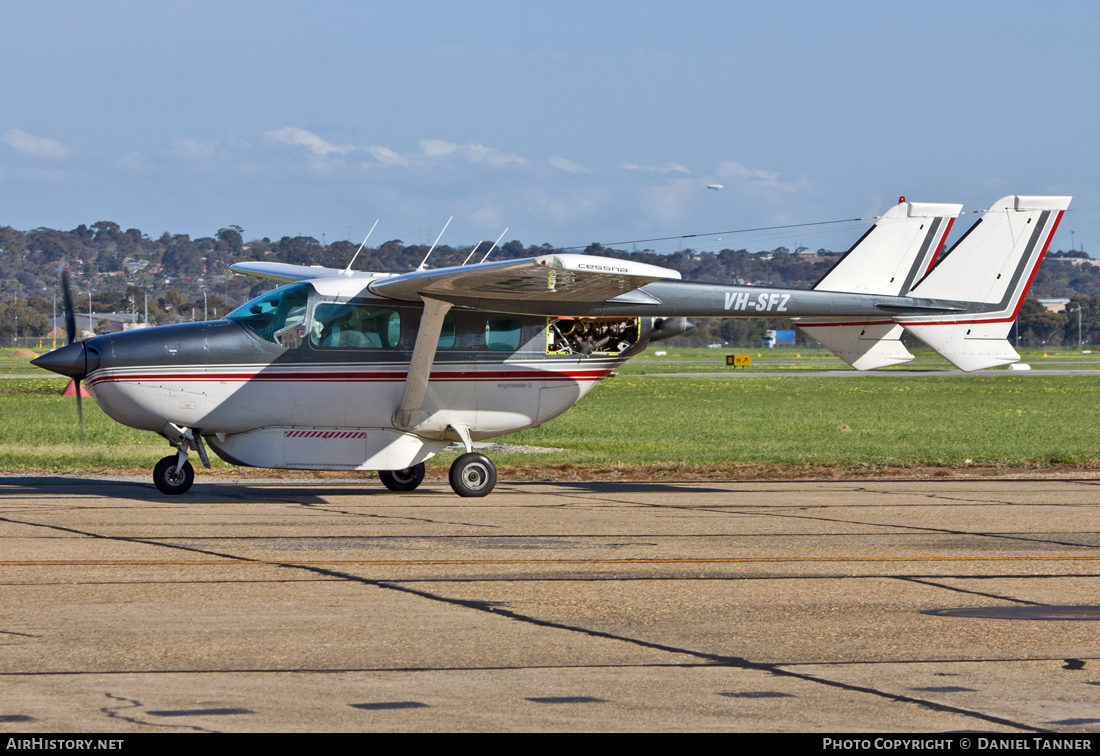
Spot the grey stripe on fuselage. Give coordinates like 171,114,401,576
425,283,970,319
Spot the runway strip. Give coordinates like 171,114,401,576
2,476,1100,732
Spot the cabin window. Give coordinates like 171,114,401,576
311,304,402,349
415,311,457,349
485,316,522,351
438,313,456,349
227,284,309,347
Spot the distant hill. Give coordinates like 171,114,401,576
1,222,1095,346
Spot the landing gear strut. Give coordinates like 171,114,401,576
154,423,209,495
379,463,426,492
449,452,497,497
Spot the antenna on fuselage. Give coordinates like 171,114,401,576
417,216,452,271
342,219,379,276
479,228,509,264
460,241,483,266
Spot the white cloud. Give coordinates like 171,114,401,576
266,127,408,166
549,156,590,173
421,138,526,167
364,145,409,166
465,143,526,167
265,127,355,156
622,161,690,174
717,160,804,192
420,139,459,157
265,128,526,171
4,129,68,159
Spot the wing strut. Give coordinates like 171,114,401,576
393,297,453,431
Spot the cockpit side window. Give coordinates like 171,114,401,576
227,284,309,347
486,316,522,351
311,303,402,349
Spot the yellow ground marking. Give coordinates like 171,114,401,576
4,556,1100,567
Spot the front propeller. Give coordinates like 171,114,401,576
30,268,89,439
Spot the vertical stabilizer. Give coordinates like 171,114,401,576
798,200,961,369
814,201,961,297
900,196,1070,371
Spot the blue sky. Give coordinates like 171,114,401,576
1,1,1095,254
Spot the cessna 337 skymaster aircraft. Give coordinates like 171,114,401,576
32,195,1069,497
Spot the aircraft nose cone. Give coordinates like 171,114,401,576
30,341,86,378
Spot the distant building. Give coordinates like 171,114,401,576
51,314,151,334
1037,298,1071,313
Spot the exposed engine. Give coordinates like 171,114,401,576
548,317,640,355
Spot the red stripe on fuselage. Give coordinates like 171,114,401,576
797,320,895,328
86,368,613,388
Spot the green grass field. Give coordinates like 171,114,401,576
3,370,1100,475
619,345,1100,374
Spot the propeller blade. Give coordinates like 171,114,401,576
61,270,76,344
76,383,84,441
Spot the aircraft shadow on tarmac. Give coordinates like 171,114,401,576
0,476,735,502
0,476,338,505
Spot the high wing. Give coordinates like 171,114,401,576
231,248,964,319
229,261,380,282
368,254,680,304
367,252,966,319
230,254,682,307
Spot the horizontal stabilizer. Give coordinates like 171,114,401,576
796,322,914,370
903,324,1019,371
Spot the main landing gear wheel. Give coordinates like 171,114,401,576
153,456,195,495
449,452,496,497
379,463,426,492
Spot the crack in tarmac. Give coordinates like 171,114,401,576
892,576,1046,606
100,692,217,733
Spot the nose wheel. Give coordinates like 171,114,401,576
379,463,426,492
154,455,195,495
449,452,496,497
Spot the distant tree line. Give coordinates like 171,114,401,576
1,221,1097,347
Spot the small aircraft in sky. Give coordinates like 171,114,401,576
707,184,724,190
32,196,1069,497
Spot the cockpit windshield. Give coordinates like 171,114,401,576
227,283,310,347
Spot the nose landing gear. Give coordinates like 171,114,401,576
154,423,210,495
154,455,195,495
